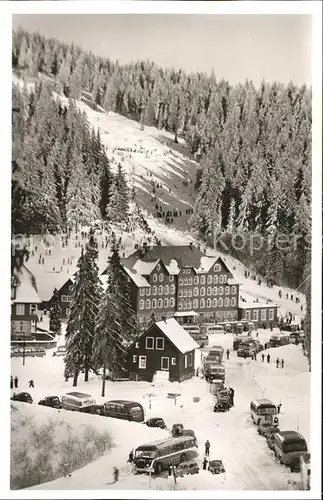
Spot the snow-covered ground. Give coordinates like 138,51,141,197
11,333,309,491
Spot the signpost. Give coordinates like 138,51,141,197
167,392,181,406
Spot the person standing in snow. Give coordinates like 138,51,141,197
127,449,134,463
168,461,173,477
261,353,265,363
277,403,282,414
229,387,235,406
113,467,119,483
281,359,284,369
267,354,271,363
276,358,280,368
226,349,230,360
10,376,13,389
14,376,18,388
204,440,210,456
203,457,208,470
28,380,35,388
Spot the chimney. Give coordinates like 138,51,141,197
162,314,167,322
189,242,193,250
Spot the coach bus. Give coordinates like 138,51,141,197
250,399,277,425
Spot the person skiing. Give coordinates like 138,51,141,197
28,380,35,388
226,349,230,360
10,376,13,389
281,358,284,369
14,376,18,389
205,440,210,456
277,403,282,414
203,457,208,470
261,353,265,363
267,354,271,363
276,358,280,368
113,467,119,483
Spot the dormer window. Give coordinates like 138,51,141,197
11,287,16,300
157,263,161,271
30,304,37,314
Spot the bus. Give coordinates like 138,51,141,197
133,435,198,474
206,363,225,382
206,346,224,363
61,392,97,413
200,324,225,335
182,324,200,335
99,400,144,422
273,431,308,471
250,399,277,425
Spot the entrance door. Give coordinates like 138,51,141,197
161,357,170,370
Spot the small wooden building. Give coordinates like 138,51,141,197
126,317,199,382
238,302,279,328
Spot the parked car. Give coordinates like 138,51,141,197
191,333,209,348
266,428,281,450
175,460,199,477
11,392,33,404
145,417,166,429
53,345,66,357
38,396,62,409
257,421,277,437
208,459,225,475
237,348,253,358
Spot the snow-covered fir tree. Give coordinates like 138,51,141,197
92,235,137,396
106,164,129,223
49,288,62,335
64,230,102,385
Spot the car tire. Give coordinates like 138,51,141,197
180,454,187,463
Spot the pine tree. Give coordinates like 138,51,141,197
92,235,137,396
106,164,129,223
64,231,102,385
49,288,62,335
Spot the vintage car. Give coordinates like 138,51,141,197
53,345,66,357
175,460,199,477
208,459,226,475
145,417,166,429
266,428,281,450
11,392,33,404
258,421,279,437
38,396,62,409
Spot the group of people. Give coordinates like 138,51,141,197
10,376,35,389
260,353,285,368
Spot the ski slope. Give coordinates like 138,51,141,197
11,334,308,491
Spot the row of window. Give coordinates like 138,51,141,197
140,284,176,296
179,273,227,286
152,273,174,283
134,355,177,370
139,298,176,310
178,297,236,310
145,336,164,350
61,295,72,303
179,285,236,298
245,309,275,321
15,304,37,316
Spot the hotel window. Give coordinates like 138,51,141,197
184,277,188,285
225,286,230,295
169,275,174,282
146,299,151,309
17,321,26,332
231,286,237,295
187,300,192,310
146,287,151,296
152,285,157,295
152,299,157,308
157,263,161,271
224,298,230,307
253,310,259,321
245,310,251,320
139,300,145,310
261,309,267,321
170,298,175,307
139,356,147,369
164,298,169,308
164,284,169,295
213,286,218,295
140,288,145,296
213,275,218,284
200,298,205,308
213,298,218,308
214,264,221,272
188,277,193,285
158,285,163,295
187,289,192,298
159,273,164,282
194,276,199,285
66,308,70,316
193,299,198,309
207,298,211,308
183,301,188,310
207,287,212,296
219,287,224,295
156,337,165,350
183,289,188,297
193,287,198,296
223,275,227,283
218,298,223,307
200,275,206,285
269,309,274,321
207,275,212,284
178,301,183,310
219,275,224,284
153,274,158,282
132,355,137,363
170,284,175,294
179,277,183,285
158,298,163,308
179,289,183,298
200,287,205,296
231,297,236,307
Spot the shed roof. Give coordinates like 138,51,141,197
155,318,199,354
123,266,151,287
12,265,42,304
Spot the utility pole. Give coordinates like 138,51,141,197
22,328,25,366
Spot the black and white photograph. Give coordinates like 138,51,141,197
1,1,322,497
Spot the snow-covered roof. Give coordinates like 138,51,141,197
239,302,278,309
12,265,42,304
155,318,199,354
123,266,151,288
227,277,243,285
194,256,217,274
165,259,181,275
27,268,77,302
133,259,160,276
